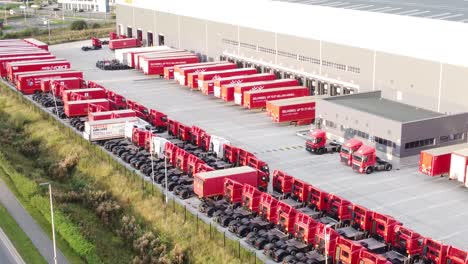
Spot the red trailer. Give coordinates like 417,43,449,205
213,73,276,97
0,55,56,78
179,63,236,86
23,38,49,51
194,166,260,199
243,86,309,109
62,88,107,102
64,99,109,117
0,50,50,59
190,67,257,89
16,70,84,94
142,55,199,75
7,59,70,82
88,109,136,121
108,38,142,50
48,77,87,95
173,62,221,83
163,66,175,80
127,49,186,68
266,96,316,124
233,79,299,105
220,75,278,101
419,144,468,177
136,52,192,70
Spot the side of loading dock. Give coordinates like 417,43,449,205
316,91,468,158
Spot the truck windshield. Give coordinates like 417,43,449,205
352,154,363,162
341,147,350,154
311,137,322,144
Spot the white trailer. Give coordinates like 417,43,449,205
114,46,170,65
83,117,148,141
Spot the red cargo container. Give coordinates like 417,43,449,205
136,51,192,70
127,49,185,68
64,99,109,117
218,73,277,100
173,62,221,83
179,63,236,86
0,50,50,59
233,79,299,105
266,96,316,123
142,56,199,75
243,86,310,109
7,59,70,82
15,70,83,94
194,166,259,198
108,38,142,50
23,38,49,51
0,55,55,78
62,88,107,102
48,77,87,95
88,109,136,121
190,67,258,89
419,144,468,177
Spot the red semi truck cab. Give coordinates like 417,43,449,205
351,204,374,232
291,178,310,203
223,179,244,205
340,138,363,166
294,213,319,245
272,170,294,197
421,238,448,264
307,185,329,212
358,249,392,264
276,202,298,234
352,145,392,174
392,225,423,259
306,129,342,154
325,194,353,225
335,237,364,264
242,184,262,212
175,148,190,173
223,144,240,165
187,154,205,177
369,213,402,244
258,193,279,223
446,246,468,264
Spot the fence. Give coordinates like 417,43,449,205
0,83,265,264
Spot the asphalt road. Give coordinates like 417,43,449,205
51,40,468,249
0,178,69,264
275,0,468,22
0,227,24,264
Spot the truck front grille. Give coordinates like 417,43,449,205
352,164,360,171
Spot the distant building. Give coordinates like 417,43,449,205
58,0,114,13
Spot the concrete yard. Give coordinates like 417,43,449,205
51,40,468,249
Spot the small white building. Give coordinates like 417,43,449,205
58,0,114,13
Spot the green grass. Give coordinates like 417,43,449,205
0,195,47,264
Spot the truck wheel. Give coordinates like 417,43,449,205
366,167,373,174
385,164,392,171
206,207,215,217
180,190,190,199
336,145,342,152
318,148,325,154
283,255,296,263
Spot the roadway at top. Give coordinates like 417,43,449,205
272,0,468,22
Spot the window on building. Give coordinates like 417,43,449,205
405,138,435,149
440,133,464,143
374,136,395,148
325,120,337,129
356,130,369,140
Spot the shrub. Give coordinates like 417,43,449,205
91,23,101,29
49,154,79,180
70,20,88,31
19,138,41,158
118,215,141,242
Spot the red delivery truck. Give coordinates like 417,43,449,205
108,38,142,50
62,88,107,102
233,79,299,105
190,67,258,89
179,63,236,86
64,99,110,117
173,62,221,83
243,86,310,109
15,70,83,95
0,55,55,78
449,148,468,186
136,51,192,70
88,109,136,121
266,96,316,123
7,59,70,82
23,38,49,50
194,166,260,199
142,56,199,75
127,49,185,68
419,144,468,177
217,73,276,99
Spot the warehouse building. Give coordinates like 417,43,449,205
58,0,114,13
316,91,468,158
115,0,468,114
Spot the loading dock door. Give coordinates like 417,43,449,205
318,81,328,95
295,76,304,86
220,55,227,61
305,78,315,95
254,65,262,73
273,70,282,79
147,32,153,46
235,60,243,68
158,34,165,46
127,27,132,38
330,84,341,96
137,29,143,42
343,87,354,95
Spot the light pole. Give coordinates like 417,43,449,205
39,182,57,264
150,143,155,193
324,223,333,264
43,19,51,43
164,154,168,204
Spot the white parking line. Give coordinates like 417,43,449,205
322,1,347,7
460,18,468,22
395,9,419,15
325,2,350,7
368,6,393,12
437,13,464,20
343,4,367,9
379,7,402,13
426,12,451,18
405,10,431,16
349,4,374,10
302,0,329,4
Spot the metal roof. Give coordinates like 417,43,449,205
324,92,444,122
196,166,256,179
117,0,468,68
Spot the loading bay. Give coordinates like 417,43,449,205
51,40,468,249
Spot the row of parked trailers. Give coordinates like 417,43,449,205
3,40,466,264
113,46,319,125
419,143,468,188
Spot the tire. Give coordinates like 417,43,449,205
206,207,215,217
366,167,373,174
318,148,325,154
180,190,190,199
167,182,177,191
385,164,392,171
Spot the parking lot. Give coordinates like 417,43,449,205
51,40,468,249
